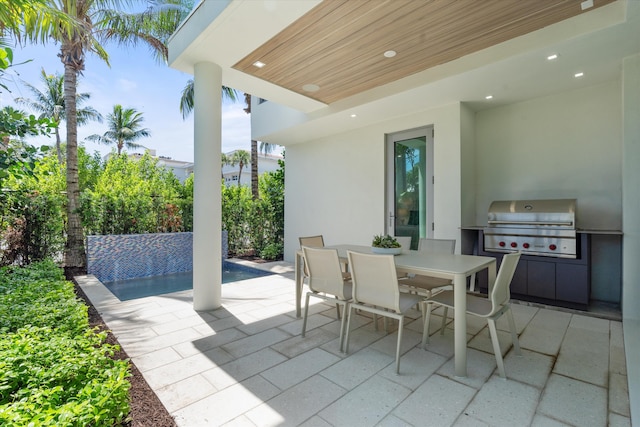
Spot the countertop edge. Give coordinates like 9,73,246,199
460,226,623,235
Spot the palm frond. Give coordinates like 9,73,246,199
180,79,194,119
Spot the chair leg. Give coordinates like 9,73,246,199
339,302,348,352
469,273,476,292
344,305,355,354
421,302,433,348
396,316,404,374
336,303,341,320
301,293,311,337
506,307,522,356
440,307,449,335
487,318,506,378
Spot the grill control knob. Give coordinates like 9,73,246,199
510,242,518,248
523,243,530,249
499,242,506,247
549,244,557,251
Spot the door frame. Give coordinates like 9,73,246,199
385,126,434,245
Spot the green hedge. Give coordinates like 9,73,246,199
0,261,130,426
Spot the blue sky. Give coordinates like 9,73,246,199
1,41,252,163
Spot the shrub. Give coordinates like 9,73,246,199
0,192,65,266
0,261,130,426
221,184,253,255
80,153,188,235
260,243,283,260
222,159,285,259
0,327,130,426
0,262,88,335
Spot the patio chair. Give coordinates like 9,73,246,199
393,235,412,252
345,251,424,374
399,238,457,296
299,235,325,249
422,252,522,378
301,246,352,351
299,234,350,281
298,235,328,302
418,237,456,253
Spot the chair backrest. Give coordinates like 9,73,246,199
299,235,325,248
299,236,325,277
302,246,348,299
394,236,412,252
418,238,456,254
347,251,401,312
489,252,521,314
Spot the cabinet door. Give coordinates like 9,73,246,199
509,261,528,296
527,260,555,300
556,264,589,304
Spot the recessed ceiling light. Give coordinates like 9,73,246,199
574,72,584,78
253,61,265,68
485,95,493,100
547,54,558,61
581,0,594,11
383,50,397,58
350,114,357,118
302,84,320,92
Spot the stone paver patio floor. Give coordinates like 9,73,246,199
76,261,631,427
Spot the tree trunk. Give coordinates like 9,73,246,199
62,57,86,271
251,139,259,198
55,126,63,163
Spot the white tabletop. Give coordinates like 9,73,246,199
323,244,495,277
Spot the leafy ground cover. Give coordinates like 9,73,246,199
72,278,177,427
0,261,173,426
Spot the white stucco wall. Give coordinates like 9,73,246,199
460,103,477,228
474,80,622,230
284,103,464,261
622,51,640,427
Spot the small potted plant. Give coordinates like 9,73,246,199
371,234,402,255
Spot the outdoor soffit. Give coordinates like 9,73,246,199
232,0,616,105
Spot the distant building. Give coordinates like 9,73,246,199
107,148,281,185
222,150,282,187
106,149,194,183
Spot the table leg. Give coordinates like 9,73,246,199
295,252,303,318
453,272,467,377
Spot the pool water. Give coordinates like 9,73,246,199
103,262,274,301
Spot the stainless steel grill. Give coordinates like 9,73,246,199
483,199,577,258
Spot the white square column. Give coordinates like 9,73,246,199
193,62,222,311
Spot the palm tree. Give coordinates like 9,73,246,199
241,93,276,199
220,153,235,181
179,79,238,119
15,68,102,162
86,104,150,154
0,0,76,44
231,149,250,186
19,0,189,271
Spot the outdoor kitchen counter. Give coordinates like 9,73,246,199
576,229,623,235
461,226,623,234
461,227,623,309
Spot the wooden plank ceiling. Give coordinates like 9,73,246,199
233,0,615,104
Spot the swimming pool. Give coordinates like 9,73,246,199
103,261,274,301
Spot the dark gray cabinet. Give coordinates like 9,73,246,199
475,231,591,307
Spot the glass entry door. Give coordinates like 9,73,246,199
386,127,434,250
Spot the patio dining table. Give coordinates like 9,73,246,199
295,244,497,377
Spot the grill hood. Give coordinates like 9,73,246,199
487,199,576,228
484,199,577,258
